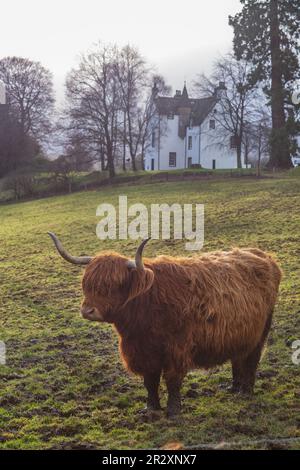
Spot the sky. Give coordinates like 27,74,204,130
0,0,242,101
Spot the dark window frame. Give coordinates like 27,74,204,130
169,152,177,167
209,119,216,130
151,131,155,148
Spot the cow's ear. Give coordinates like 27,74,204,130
124,267,154,305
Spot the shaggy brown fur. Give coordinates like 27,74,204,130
81,247,281,416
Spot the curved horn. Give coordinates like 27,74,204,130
134,237,151,271
47,232,92,266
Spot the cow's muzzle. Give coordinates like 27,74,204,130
81,306,94,318
80,306,103,321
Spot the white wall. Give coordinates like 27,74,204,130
199,107,246,169
186,127,201,166
145,105,247,171
145,115,186,171
158,116,186,170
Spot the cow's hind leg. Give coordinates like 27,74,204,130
164,372,184,418
231,344,263,395
231,313,273,395
143,370,162,411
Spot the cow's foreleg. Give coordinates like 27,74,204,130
165,373,184,417
143,370,161,411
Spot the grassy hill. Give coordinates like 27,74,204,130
0,174,299,449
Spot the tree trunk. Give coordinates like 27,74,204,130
236,139,242,169
244,140,249,169
100,153,105,172
123,111,126,172
106,143,115,178
141,142,145,171
131,153,137,172
269,0,292,169
257,128,262,177
99,144,105,172
107,157,115,178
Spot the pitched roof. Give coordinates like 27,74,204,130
192,96,217,125
155,86,217,126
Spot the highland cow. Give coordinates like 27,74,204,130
48,233,281,417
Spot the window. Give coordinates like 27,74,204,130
169,152,176,167
230,135,238,149
188,157,192,168
209,119,216,130
188,136,193,150
151,131,155,148
167,112,174,120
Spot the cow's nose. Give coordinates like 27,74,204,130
81,306,95,318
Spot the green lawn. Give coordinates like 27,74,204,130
0,174,299,450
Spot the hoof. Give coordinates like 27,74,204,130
230,384,254,397
138,407,163,422
240,389,254,398
219,382,232,392
166,408,181,419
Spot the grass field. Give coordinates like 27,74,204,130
0,173,299,450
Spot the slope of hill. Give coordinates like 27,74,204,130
0,175,299,449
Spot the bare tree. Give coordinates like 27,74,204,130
56,113,100,170
243,108,271,176
194,53,261,168
63,43,171,175
114,45,148,171
65,43,123,178
50,155,78,193
64,133,93,172
0,57,54,142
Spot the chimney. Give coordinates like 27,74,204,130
214,81,226,99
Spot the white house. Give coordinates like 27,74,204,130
144,84,246,171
